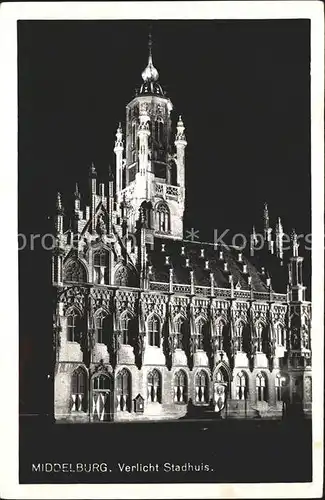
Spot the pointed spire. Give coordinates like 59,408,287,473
276,216,283,232
108,164,114,182
56,192,64,213
275,217,284,260
74,182,80,199
176,115,186,142
89,161,97,177
114,122,123,150
263,202,269,229
291,228,299,257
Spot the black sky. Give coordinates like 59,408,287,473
18,19,311,242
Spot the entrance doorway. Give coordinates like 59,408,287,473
92,374,112,422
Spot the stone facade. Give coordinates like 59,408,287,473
52,40,312,423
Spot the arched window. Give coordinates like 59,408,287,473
174,370,188,403
71,366,87,412
93,374,110,390
174,317,185,349
116,368,131,412
155,118,164,144
195,317,205,350
93,249,108,285
275,373,282,401
256,372,268,402
147,369,162,403
94,310,108,344
195,370,209,404
148,316,160,347
236,371,248,400
156,203,170,233
66,309,82,343
255,322,264,352
120,312,132,345
216,320,225,350
275,324,285,347
131,150,137,164
64,260,86,283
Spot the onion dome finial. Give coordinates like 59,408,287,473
141,31,159,82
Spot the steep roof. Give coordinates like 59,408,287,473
147,237,280,293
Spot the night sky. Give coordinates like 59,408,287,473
18,19,311,415
18,19,311,240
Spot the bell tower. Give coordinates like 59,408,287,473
114,33,187,240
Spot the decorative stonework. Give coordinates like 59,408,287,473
90,288,113,313
59,286,87,313
115,290,137,315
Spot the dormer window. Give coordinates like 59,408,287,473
93,249,108,284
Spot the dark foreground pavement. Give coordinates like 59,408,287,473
19,415,312,484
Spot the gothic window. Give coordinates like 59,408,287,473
132,120,137,147
256,372,268,402
147,369,162,403
131,150,137,164
114,266,129,287
275,374,282,401
216,320,225,350
93,249,108,284
71,366,87,412
156,203,170,233
236,371,248,400
94,310,109,344
195,317,205,350
64,260,86,283
67,309,82,343
195,370,209,404
93,374,110,390
174,370,188,403
275,324,285,347
116,368,131,412
174,317,184,349
155,118,164,144
148,316,160,347
120,312,132,345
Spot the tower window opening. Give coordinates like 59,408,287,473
132,121,137,147
155,118,164,144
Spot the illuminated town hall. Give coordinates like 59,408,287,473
52,38,312,423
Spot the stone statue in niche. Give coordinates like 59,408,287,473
96,214,107,235
115,266,129,287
